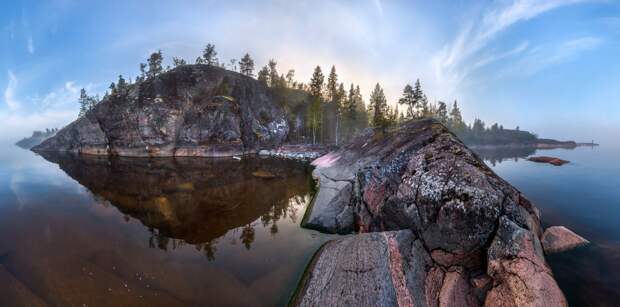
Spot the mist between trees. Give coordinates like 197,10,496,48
77,43,538,146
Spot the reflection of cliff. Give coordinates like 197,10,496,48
471,146,537,165
39,153,313,245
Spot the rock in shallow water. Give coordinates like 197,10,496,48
527,156,569,166
541,226,589,254
296,119,566,306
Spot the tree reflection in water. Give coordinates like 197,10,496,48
38,152,315,260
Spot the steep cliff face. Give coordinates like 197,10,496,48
33,65,289,157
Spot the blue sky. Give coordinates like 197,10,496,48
1,0,619,144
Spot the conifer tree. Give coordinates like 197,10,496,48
326,66,339,102
398,84,416,118
369,83,388,132
147,50,163,78
238,53,255,77
117,75,127,95
309,66,324,98
267,59,279,87
78,88,89,117
412,79,425,118
435,101,448,124
202,43,218,66
308,66,325,144
285,69,295,88
257,66,269,85
449,100,465,132
139,63,147,81
172,57,187,67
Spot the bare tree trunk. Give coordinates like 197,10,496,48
335,114,340,146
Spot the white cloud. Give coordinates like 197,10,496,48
39,81,82,110
472,41,529,70
0,72,92,143
4,71,20,110
500,36,603,77
433,0,588,91
27,36,35,54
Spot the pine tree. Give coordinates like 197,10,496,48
257,66,269,85
369,83,388,132
147,50,163,78
412,79,426,118
267,59,279,87
334,82,346,145
229,58,237,72
449,100,465,133
435,101,448,124
419,94,429,118
172,57,187,67
309,66,324,98
78,88,89,117
139,63,147,81
308,66,325,144
326,66,338,102
117,75,127,95
238,53,255,77
202,43,218,66
397,84,416,119
285,69,295,88
195,56,205,64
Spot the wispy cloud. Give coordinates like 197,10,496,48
372,0,384,19
38,81,83,110
433,0,588,90
4,71,20,110
500,36,603,78
27,36,34,54
472,41,530,70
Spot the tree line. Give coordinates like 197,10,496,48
77,43,537,146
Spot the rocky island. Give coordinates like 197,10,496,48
34,64,580,306
33,65,289,157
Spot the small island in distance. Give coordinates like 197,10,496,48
15,128,59,149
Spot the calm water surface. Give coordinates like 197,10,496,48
1,144,619,306
0,146,334,307
477,145,620,307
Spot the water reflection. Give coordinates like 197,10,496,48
471,146,537,166
483,145,620,306
39,152,314,259
0,150,330,307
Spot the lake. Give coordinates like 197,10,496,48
0,143,618,306
0,145,334,307
476,144,620,307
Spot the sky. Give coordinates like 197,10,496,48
1,0,619,144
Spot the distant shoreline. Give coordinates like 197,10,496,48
468,140,599,150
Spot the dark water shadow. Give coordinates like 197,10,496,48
38,152,316,253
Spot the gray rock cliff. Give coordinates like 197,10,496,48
33,65,289,157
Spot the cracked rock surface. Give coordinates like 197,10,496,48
296,119,567,306
33,65,289,157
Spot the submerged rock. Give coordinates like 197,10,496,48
541,226,590,254
296,119,565,306
527,156,569,166
485,217,567,307
252,170,276,178
33,65,289,157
